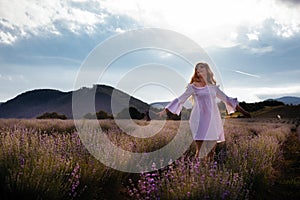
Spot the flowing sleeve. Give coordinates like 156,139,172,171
165,84,194,115
215,86,238,114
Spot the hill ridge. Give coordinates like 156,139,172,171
274,96,300,105
0,85,149,119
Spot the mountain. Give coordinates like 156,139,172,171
275,96,300,105
150,100,193,109
0,85,149,119
150,101,171,109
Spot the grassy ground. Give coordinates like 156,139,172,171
260,129,300,200
0,118,299,199
252,105,300,119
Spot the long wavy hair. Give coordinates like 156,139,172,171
190,62,216,85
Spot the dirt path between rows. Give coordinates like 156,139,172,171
260,128,300,200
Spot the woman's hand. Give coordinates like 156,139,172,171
157,109,167,118
243,111,251,118
236,104,251,118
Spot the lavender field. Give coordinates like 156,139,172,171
0,118,299,199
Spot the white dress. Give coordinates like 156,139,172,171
165,83,238,142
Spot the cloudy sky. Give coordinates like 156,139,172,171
1,0,300,104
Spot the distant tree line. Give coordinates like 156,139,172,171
83,107,191,120
239,100,284,112
83,107,146,120
117,107,145,119
84,110,113,119
37,112,67,120
37,100,283,120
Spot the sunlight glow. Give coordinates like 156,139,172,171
227,85,300,103
101,0,300,47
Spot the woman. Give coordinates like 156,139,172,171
158,62,250,159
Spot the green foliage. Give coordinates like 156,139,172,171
83,110,113,120
239,100,284,112
97,110,111,119
180,108,191,120
166,109,181,120
83,113,97,119
37,112,67,120
116,107,145,119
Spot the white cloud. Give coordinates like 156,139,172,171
1,0,300,47
0,0,107,43
101,0,300,47
226,85,300,102
275,22,300,38
247,32,260,41
28,55,82,65
240,45,274,54
0,31,17,44
276,0,300,6
115,27,125,33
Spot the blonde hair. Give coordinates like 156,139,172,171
190,62,216,85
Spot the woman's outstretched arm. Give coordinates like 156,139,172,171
157,84,194,116
216,86,251,118
157,109,167,118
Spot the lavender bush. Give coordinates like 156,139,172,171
127,119,292,199
0,118,293,199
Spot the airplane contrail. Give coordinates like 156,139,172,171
234,70,260,78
